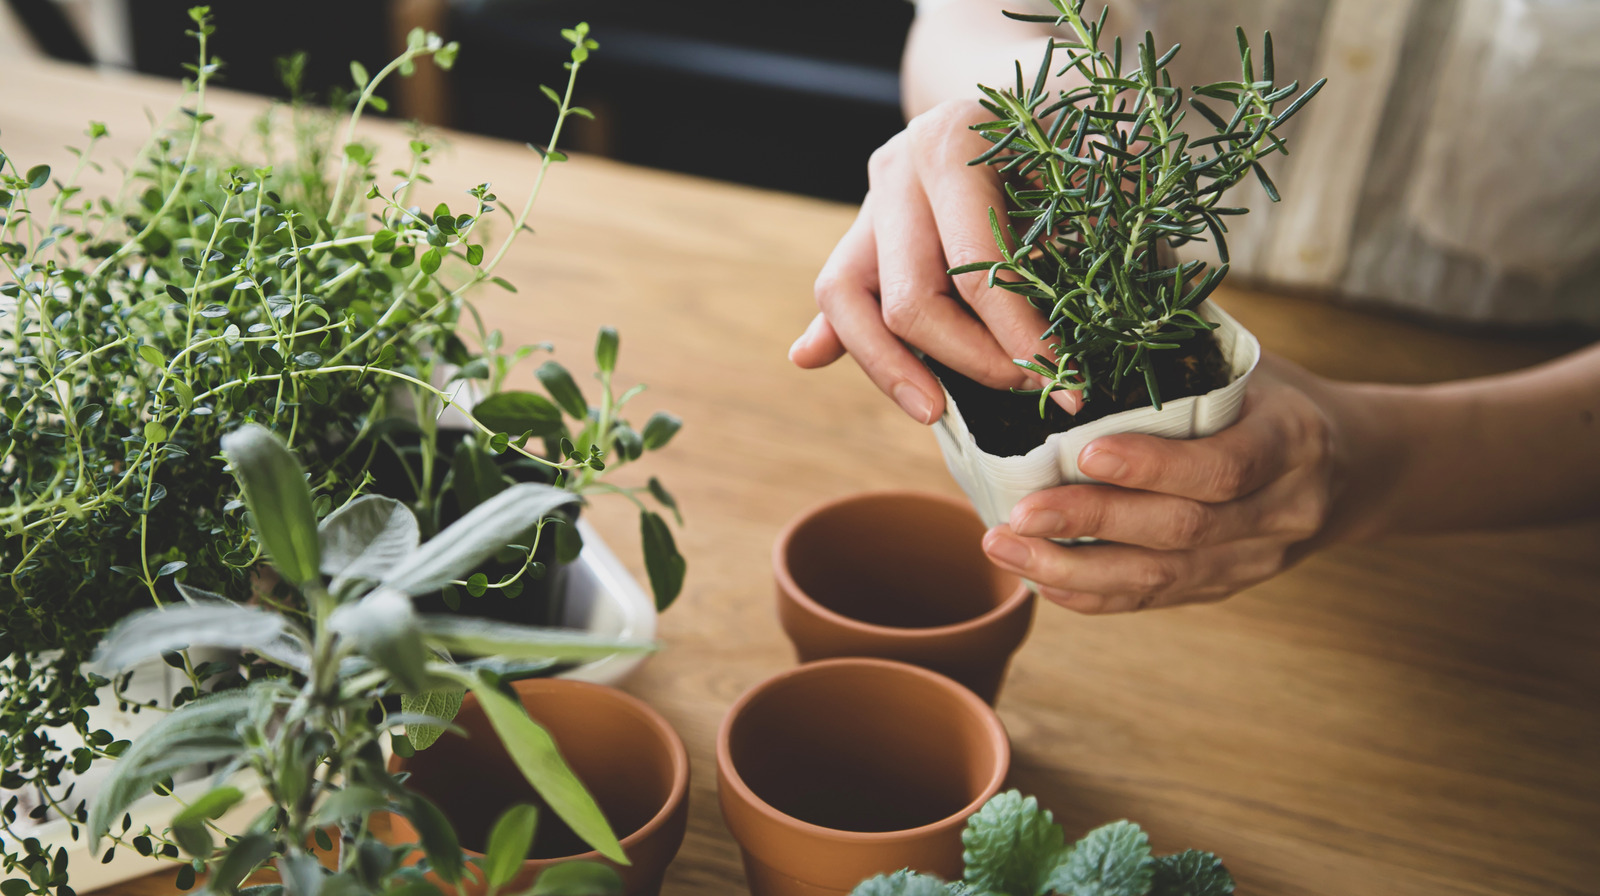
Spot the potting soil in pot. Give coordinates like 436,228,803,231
927,328,1232,458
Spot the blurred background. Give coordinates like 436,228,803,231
0,0,914,202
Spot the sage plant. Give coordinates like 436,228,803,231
83,424,641,895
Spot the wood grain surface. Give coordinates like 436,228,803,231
3,59,1596,896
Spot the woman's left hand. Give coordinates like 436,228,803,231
979,355,1365,613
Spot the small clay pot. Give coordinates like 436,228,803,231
387,678,688,896
774,491,1035,704
717,658,1010,896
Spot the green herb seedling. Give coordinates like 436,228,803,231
86,423,640,894
957,0,1323,415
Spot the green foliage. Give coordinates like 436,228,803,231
442,669,625,862
1148,851,1235,896
222,424,322,588
528,860,623,896
86,424,645,894
853,870,963,896
964,1,1323,413
1043,821,1153,896
1,14,676,893
483,804,541,891
961,791,1067,896
850,790,1233,896
399,688,464,752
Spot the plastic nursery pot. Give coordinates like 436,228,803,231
386,678,689,896
717,658,1010,896
774,490,1035,704
933,301,1262,528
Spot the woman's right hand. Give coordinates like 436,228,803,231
788,98,1080,423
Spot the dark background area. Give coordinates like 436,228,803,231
10,0,914,202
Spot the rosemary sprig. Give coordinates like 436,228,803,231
955,0,1324,413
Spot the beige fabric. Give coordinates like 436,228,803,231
916,0,1600,326
1407,0,1600,280
1149,0,1600,325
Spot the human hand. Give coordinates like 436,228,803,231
979,355,1362,613
790,99,1081,423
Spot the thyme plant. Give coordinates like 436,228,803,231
2,10,681,892
80,424,639,895
957,0,1323,414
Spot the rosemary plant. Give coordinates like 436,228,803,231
78,424,639,895
957,0,1323,415
2,10,681,892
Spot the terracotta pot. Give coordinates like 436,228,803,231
386,678,688,896
717,658,1010,896
774,491,1035,704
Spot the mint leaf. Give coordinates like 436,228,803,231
1149,850,1233,896
851,870,956,896
1043,821,1154,896
961,790,1066,896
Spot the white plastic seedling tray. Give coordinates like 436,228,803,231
933,302,1261,529
2,519,655,892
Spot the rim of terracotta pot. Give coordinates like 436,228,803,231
715,657,1010,845
773,490,1033,639
389,678,689,864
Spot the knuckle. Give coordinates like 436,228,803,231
905,106,949,145
1167,502,1212,547
1133,557,1179,593
867,140,900,180
1058,499,1101,539
944,238,998,278
880,296,925,338
1208,454,1256,500
1302,410,1335,467
1245,548,1289,585
1271,491,1328,540
811,270,842,305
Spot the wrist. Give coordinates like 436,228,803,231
1313,378,1427,544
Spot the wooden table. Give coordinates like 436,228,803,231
5,59,1598,896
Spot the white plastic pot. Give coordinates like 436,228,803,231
398,369,659,682
932,301,1261,528
559,518,659,684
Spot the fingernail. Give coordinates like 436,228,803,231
892,383,937,424
1079,446,1125,480
1051,389,1083,415
984,530,1030,569
1014,509,1062,537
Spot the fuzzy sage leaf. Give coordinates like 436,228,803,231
91,604,296,674
221,423,321,587
381,483,577,595
319,495,420,595
439,667,627,864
